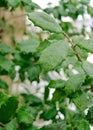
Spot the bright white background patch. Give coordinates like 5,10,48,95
32,0,59,8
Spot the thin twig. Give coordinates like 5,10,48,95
62,31,82,62
62,31,93,92
0,122,5,127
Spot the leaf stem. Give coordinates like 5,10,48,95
0,122,5,127
62,31,82,62
62,31,93,92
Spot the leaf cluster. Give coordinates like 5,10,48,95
0,0,93,130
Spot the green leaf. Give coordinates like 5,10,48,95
26,126,38,130
44,86,49,101
0,0,7,7
28,11,62,33
17,38,40,53
48,33,64,41
17,110,33,125
0,44,13,54
86,106,93,125
82,61,93,78
0,92,8,106
87,6,93,17
0,126,2,130
6,119,18,130
0,96,18,123
0,56,14,72
65,74,85,95
77,119,90,130
40,106,57,120
76,46,88,60
7,0,20,8
78,38,93,53
52,89,66,102
72,92,93,111
80,0,89,5
0,79,9,90
22,94,42,105
62,56,78,68
48,79,66,89
39,40,70,71
27,65,40,82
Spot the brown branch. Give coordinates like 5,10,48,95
0,122,5,127
6,13,27,22
62,31,93,92
62,31,82,62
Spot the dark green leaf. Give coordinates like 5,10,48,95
48,79,66,89
44,86,49,101
28,11,62,33
26,126,38,130
22,94,42,105
27,65,40,82
0,79,9,90
86,106,93,125
0,96,18,123
52,89,66,102
40,106,57,120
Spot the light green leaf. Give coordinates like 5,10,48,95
72,92,93,111
48,79,66,89
6,120,18,130
0,56,14,72
82,61,93,78
39,40,70,71
28,11,62,33
17,38,40,53
78,38,93,53
7,0,20,7
62,56,78,68
65,74,85,95
77,119,90,130
0,44,13,54
0,92,8,106
80,0,89,5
